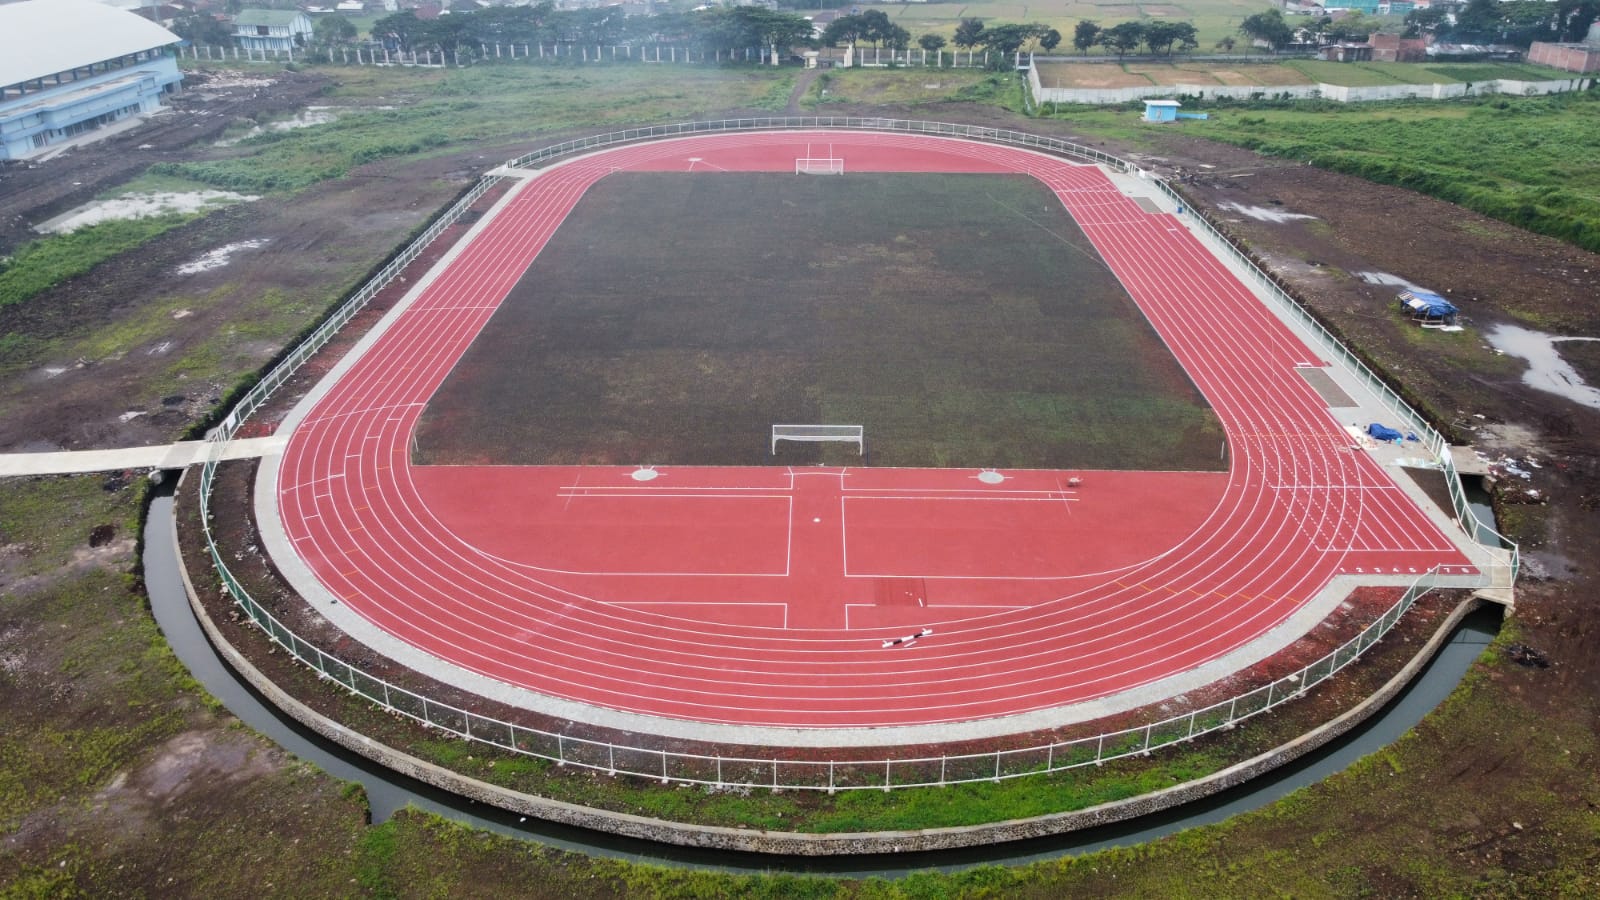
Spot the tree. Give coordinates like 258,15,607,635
1038,27,1062,52
697,7,813,54
1557,0,1600,41
1172,22,1199,54
1214,35,1237,53
1453,0,1504,41
859,8,895,47
953,17,986,49
371,10,428,52
1325,12,1374,43
1098,21,1145,58
821,14,867,47
918,33,947,53
1073,20,1101,54
1143,20,1191,55
1402,6,1450,39
312,15,357,46
172,13,233,46
977,22,1038,56
1238,8,1293,52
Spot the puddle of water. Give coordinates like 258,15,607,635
176,239,271,276
38,191,259,234
1355,271,1428,291
214,107,340,146
1218,202,1316,224
1486,323,1600,410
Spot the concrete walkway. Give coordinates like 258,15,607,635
0,436,286,478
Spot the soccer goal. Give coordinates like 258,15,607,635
795,157,845,175
772,424,864,455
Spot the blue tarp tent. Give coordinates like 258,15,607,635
1367,423,1404,442
1397,290,1458,323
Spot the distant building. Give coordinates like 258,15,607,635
1319,43,1374,62
1323,0,1381,13
0,0,183,161
1369,33,1427,62
1527,41,1600,73
232,9,314,52
1142,100,1180,122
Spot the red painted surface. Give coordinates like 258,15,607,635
276,132,1476,728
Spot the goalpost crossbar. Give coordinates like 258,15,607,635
795,157,845,175
772,424,864,454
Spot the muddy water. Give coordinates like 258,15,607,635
36,191,258,233
1487,324,1600,411
144,491,1499,874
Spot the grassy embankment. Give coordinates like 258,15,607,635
1201,91,1600,255
1025,86,1600,255
0,172,248,311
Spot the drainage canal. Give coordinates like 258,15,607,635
144,491,1500,875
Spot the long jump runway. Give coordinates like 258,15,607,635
271,131,1476,730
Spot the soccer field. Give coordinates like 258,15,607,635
414,172,1224,470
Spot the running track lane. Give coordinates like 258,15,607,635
274,131,1475,728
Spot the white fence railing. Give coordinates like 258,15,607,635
197,119,1514,792
1144,175,1517,580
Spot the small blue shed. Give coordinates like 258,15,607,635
1143,100,1181,122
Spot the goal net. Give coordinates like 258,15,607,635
795,158,845,175
772,424,864,455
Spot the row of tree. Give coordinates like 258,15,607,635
1415,0,1600,46
177,2,1599,64
1068,20,1201,58
357,3,815,56
1238,0,1600,53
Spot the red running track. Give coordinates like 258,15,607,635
274,131,1475,728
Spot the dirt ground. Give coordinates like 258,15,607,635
0,68,488,453
2,66,1598,891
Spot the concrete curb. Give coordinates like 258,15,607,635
173,473,1490,855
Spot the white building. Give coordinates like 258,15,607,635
232,9,314,53
0,0,183,161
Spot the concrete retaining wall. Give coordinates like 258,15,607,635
173,473,1491,855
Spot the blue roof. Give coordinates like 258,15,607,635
1398,289,1457,317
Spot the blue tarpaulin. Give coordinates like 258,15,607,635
1397,290,1457,321
1367,423,1404,442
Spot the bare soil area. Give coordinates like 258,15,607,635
0,69,494,453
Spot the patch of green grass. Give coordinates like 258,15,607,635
0,477,198,824
1426,62,1577,83
806,67,1002,107
353,820,401,898
0,714,185,819
0,477,135,575
93,171,238,199
156,64,794,194
1199,91,1600,253
0,215,196,310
